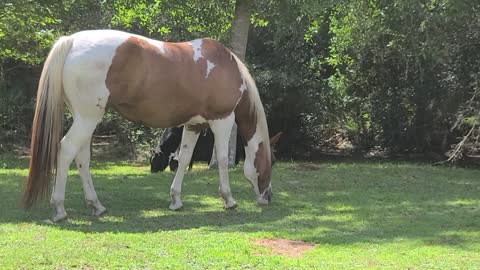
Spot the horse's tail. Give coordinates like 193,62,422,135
231,53,271,161
23,36,74,208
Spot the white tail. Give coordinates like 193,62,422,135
23,36,74,208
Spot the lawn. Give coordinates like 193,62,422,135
0,155,479,269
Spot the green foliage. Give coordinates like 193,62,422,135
0,1,61,64
111,0,235,41
0,0,236,156
325,0,480,153
0,0,479,160
0,64,37,151
248,2,338,158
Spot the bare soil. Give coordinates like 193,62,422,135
252,238,315,258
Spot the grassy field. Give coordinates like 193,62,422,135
0,155,479,269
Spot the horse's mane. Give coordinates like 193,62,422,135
231,53,271,161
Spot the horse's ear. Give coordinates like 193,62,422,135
270,132,283,145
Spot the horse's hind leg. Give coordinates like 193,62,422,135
75,138,106,216
51,118,100,222
169,128,200,210
210,114,237,209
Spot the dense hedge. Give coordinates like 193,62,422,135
1,0,479,160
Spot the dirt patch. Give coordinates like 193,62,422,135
252,238,315,258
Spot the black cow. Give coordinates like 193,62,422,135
150,127,239,172
150,127,185,173
150,127,282,172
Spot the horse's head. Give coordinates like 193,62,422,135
253,132,282,204
150,150,170,173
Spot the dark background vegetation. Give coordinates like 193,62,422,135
1,0,479,162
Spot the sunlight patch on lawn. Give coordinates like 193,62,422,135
0,168,28,176
0,166,153,177
189,163,210,171
325,203,356,213
98,215,125,223
67,219,93,226
324,191,350,197
185,195,225,209
91,166,150,175
140,209,169,218
318,213,356,222
444,199,480,206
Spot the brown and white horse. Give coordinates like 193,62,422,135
23,30,273,222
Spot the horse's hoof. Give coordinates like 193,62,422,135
86,199,107,217
224,199,237,209
51,200,67,222
256,198,269,205
51,211,67,222
169,201,183,211
92,205,107,217
170,192,183,211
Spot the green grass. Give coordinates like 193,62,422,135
1,155,480,269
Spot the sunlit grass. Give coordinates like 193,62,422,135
1,155,479,269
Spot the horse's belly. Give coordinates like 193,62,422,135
111,100,196,128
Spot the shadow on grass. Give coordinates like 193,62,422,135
1,161,479,248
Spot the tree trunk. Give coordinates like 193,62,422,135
229,0,251,61
210,0,251,169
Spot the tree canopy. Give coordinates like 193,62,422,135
1,0,479,162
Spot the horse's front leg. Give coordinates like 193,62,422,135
169,128,200,210
75,139,106,217
210,114,237,209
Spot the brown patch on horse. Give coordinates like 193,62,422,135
105,36,243,128
252,238,315,258
234,85,257,144
254,142,271,193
